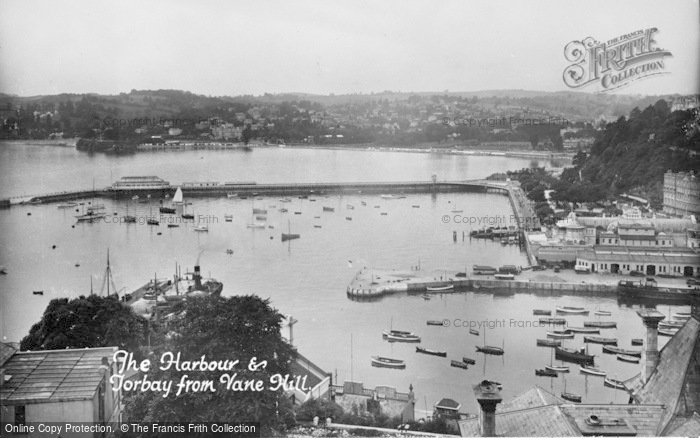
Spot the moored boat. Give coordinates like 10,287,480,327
556,306,589,315
545,365,569,373
476,345,504,355
462,357,476,365
580,365,606,376
604,377,627,389
631,338,643,346
32,290,44,295
323,207,334,212
469,329,479,336
659,320,685,329
450,360,468,369
494,273,514,280
533,309,551,315
602,346,641,357
584,336,618,345
617,354,640,363
383,330,421,343
416,346,447,357
593,310,612,316
555,347,594,364
57,202,78,208
536,369,558,377
371,356,406,369
159,206,176,214
539,317,567,325
537,339,561,347
547,331,574,339
427,320,444,326
561,392,582,403
659,328,679,337
565,327,600,334
583,321,617,328
427,285,453,291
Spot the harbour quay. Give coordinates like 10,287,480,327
346,267,696,303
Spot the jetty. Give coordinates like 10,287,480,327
346,267,695,302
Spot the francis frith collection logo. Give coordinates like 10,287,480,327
563,27,672,92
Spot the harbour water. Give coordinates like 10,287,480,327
0,144,685,415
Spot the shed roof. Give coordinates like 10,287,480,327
1,347,117,404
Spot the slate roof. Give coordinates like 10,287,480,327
435,398,461,410
497,385,562,412
665,412,700,437
0,347,117,404
625,316,700,435
559,404,666,437
459,404,579,436
0,343,17,367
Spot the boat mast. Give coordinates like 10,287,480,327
350,333,353,383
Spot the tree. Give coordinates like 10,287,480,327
20,295,147,353
124,295,296,435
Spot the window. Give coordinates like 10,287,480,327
15,405,26,426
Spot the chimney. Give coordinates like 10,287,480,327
473,380,502,437
193,265,202,289
636,309,665,382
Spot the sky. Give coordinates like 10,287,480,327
0,0,698,97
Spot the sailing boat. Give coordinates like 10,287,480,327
545,347,569,373
171,186,184,205
247,201,266,228
147,206,159,225
560,374,581,402
123,202,137,223
281,220,300,242
97,249,120,298
476,329,504,355
86,178,105,211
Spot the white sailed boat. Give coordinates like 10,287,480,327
227,192,238,198
172,187,184,205
556,306,589,315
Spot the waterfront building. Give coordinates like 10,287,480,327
111,175,170,191
0,346,122,430
458,304,700,436
575,246,699,276
330,381,415,423
663,170,700,217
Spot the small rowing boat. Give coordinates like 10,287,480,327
469,329,479,336
604,377,627,389
533,309,552,315
427,285,453,291
547,331,575,339
539,318,567,325
659,328,679,337
556,306,589,315
427,320,444,326
32,290,44,295
565,327,600,334
383,330,421,343
476,345,504,355
593,310,612,316
584,336,617,345
462,357,476,365
371,356,405,369
617,354,640,363
451,360,468,369
416,346,446,357
583,321,617,328
561,392,582,403
602,346,641,357
545,365,569,373
537,339,561,347
580,365,606,376
536,369,558,377
631,338,643,346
